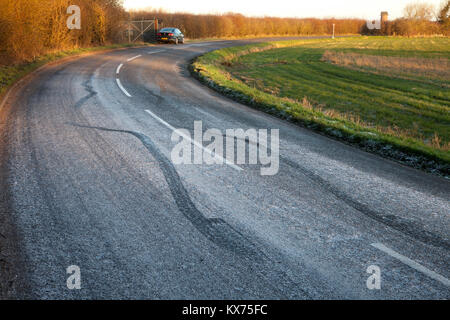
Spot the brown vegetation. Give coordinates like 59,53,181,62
0,0,126,64
130,9,365,39
321,50,450,81
386,18,443,36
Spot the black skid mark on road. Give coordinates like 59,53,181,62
65,123,324,298
144,88,165,106
69,123,262,259
74,78,97,109
227,134,450,250
282,157,450,251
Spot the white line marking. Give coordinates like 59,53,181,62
144,109,243,171
371,243,450,287
116,63,123,74
127,54,142,62
116,78,132,97
147,50,166,54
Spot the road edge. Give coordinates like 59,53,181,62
0,44,152,299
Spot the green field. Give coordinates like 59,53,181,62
192,37,450,170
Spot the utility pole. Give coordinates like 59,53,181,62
332,24,335,39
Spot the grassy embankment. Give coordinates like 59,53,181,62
0,43,150,98
191,37,450,175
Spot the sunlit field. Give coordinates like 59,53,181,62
192,37,450,168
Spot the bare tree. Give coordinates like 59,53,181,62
404,2,435,20
437,0,450,22
437,0,450,34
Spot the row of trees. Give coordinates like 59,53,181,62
0,0,125,63
365,1,450,36
1,1,448,64
130,10,366,39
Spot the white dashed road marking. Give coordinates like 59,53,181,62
116,63,123,74
127,54,142,62
116,78,132,97
371,243,450,287
144,109,243,171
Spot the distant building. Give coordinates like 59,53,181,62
381,12,389,24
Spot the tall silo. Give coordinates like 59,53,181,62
381,12,389,24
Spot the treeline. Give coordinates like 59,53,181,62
130,10,366,39
365,19,449,37
364,1,450,36
0,0,125,63
2,1,447,64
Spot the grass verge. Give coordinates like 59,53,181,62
190,36,450,176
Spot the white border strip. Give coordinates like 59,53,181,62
371,243,450,287
190,43,210,47
144,109,243,171
116,78,132,97
127,54,142,62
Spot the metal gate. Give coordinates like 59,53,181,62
124,18,161,43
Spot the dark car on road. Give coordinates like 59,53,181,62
157,28,185,44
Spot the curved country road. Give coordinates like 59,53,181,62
0,40,448,299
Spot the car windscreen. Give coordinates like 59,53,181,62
160,28,175,32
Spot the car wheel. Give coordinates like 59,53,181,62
175,38,179,45
180,38,184,44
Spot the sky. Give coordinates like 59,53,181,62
123,0,445,20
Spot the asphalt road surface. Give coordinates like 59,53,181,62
0,39,449,299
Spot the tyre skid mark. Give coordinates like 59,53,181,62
71,124,259,257
70,123,317,299
74,78,97,109
282,157,450,250
231,135,449,250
